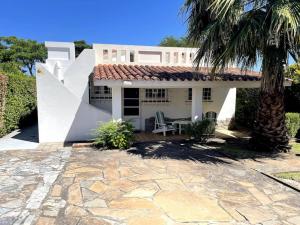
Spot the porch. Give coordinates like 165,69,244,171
90,85,238,132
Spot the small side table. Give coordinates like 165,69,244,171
171,120,191,135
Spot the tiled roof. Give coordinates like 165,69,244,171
93,64,261,81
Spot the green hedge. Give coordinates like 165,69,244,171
0,74,8,134
0,72,36,137
285,113,300,138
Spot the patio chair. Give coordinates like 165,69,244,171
152,111,176,136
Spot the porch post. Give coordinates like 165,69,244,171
112,86,122,120
191,87,203,122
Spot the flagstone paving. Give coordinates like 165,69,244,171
38,142,300,225
1,141,300,225
0,143,70,225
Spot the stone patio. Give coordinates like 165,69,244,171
1,141,300,225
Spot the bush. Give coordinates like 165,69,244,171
186,119,216,142
0,72,36,137
285,113,300,138
94,120,134,149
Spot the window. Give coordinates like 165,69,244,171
174,52,179,63
144,89,169,102
112,49,117,62
103,49,109,61
130,51,135,62
187,88,212,101
203,88,212,101
188,88,192,101
189,53,195,62
165,52,170,63
90,86,112,100
121,50,126,62
181,52,186,63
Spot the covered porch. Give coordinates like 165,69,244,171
90,64,265,134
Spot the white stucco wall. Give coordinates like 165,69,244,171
36,41,271,142
137,87,236,130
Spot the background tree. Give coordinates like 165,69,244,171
0,36,47,76
159,36,193,47
74,40,92,57
184,0,300,151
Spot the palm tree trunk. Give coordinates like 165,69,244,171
251,47,290,152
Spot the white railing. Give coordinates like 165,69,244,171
93,44,200,67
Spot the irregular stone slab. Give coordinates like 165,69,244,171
127,215,167,225
153,191,231,222
123,187,158,198
68,183,82,205
1,199,23,208
36,217,56,225
248,187,272,205
155,178,186,191
81,188,100,202
89,181,108,194
26,185,50,209
287,215,300,225
65,167,101,174
84,198,107,208
109,198,157,210
42,198,66,217
237,206,275,224
65,205,87,217
88,208,155,221
78,217,111,225
51,185,62,197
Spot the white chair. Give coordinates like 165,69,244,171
152,111,176,136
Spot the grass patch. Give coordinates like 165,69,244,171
291,142,300,154
274,171,300,182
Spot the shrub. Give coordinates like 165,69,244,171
94,120,134,149
285,113,300,138
0,71,36,137
186,119,216,142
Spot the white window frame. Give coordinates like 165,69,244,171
143,88,169,103
90,85,112,101
187,88,212,102
203,88,212,101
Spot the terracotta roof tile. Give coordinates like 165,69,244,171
93,64,262,82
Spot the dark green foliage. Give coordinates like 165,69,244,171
74,40,92,57
235,88,259,128
159,36,193,47
285,63,300,113
94,120,134,149
0,74,8,134
0,72,36,137
0,36,47,76
285,113,300,138
186,119,215,142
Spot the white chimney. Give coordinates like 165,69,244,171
45,41,75,82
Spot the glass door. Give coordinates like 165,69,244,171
123,88,140,130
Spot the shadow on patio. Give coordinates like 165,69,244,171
128,140,233,164
130,130,283,164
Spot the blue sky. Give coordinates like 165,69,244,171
0,0,186,45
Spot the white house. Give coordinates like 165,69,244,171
36,42,282,143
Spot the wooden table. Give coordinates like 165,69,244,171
171,120,191,135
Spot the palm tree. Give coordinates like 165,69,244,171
184,0,300,151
